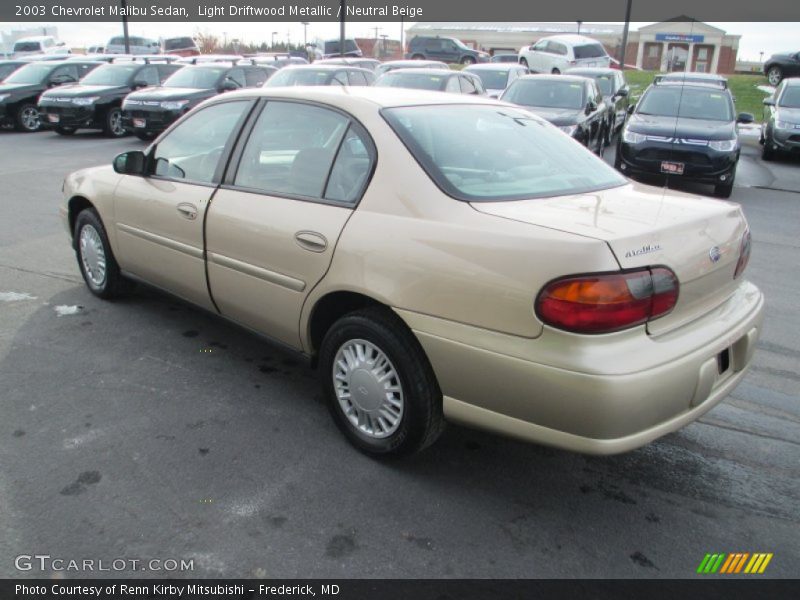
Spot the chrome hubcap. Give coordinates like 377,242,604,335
109,110,125,135
21,107,39,130
79,225,106,287
333,339,404,438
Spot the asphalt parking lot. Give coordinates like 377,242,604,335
0,128,798,579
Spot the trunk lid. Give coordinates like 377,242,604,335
471,182,746,335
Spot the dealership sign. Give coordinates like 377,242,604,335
655,33,706,42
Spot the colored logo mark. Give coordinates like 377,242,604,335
697,553,773,574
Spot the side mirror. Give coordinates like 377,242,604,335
616,88,628,97
737,112,755,124
49,75,75,86
220,79,239,92
627,104,636,115
585,100,597,115
113,151,146,175
763,98,775,106
132,80,149,89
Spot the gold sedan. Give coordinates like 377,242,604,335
60,87,764,457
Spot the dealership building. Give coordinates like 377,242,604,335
407,18,741,74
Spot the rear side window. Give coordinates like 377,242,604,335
547,42,568,56
157,65,182,82
234,102,350,199
459,75,478,94
348,70,368,86
325,123,375,204
574,44,607,59
245,68,269,87
226,68,246,88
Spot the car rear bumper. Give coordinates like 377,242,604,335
618,141,738,185
397,281,764,454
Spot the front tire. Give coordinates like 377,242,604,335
319,307,444,457
551,68,561,75
55,126,76,136
461,56,476,65
103,107,127,138
74,209,133,299
520,58,529,68
135,131,155,141
411,54,425,60
14,104,40,132
767,66,783,87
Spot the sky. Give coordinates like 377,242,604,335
1,21,796,62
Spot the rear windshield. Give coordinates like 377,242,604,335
382,105,626,202
637,86,733,121
778,86,800,108
164,37,195,51
573,44,607,59
3,63,54,84
164,66,224,89
265,69,343,87
374,72,448,91
324,40,359,54
467,69,510,90
80,64,138,86
13,42,41,52
502,79,585,110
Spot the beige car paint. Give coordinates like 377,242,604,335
62,86,765,454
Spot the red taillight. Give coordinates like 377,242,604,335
536,268,679,334
734,228,751,279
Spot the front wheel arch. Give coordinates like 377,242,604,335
67,196,96,247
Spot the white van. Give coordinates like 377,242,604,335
12,36,69,58
518,35,610,74
105,36,160,55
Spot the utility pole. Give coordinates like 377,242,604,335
271,31,278,50
339,0,346,57
301,22,309,47
576,21,582,34
120,0,130,54
618,0,633,71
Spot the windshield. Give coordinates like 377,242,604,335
383,105,626,201
3,63,54,84
502,80,585,110
265,69,344,86
637,86,733,121
164,67,224,89
778,86,800,108
0,64,23,80
13,42,41,52
375,72,448,91
574,44,607,59
468,69,510,90
324,39,358,54
81,64,138,86
164,37,195,51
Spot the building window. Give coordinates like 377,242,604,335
647,44,659,58
698,47,708,60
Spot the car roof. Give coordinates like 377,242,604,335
566,67,617,75
517,74,590,84
386,68,455,76
211,85,517,110
382,60,447,66
539,35,602,45
464,63,526,72
281,64,372,73
651,81,731,92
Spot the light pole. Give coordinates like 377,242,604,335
339,0,346,57
618,0,633,71
120,0,130,54
301,22,309,47
271,31,278,50
759,51,764,64
576,21,582,34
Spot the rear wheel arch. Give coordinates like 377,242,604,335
307,291,383,357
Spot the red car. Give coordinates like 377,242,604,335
162,37,200,57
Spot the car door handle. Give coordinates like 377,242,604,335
176,203,197,220
295,231,327,253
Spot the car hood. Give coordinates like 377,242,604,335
519,106,582,126
125,86,213,101
776,106,800,123
627,113,736,140
0,82,42,96
41,84,128,98
470,181,747,335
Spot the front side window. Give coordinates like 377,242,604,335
778,86,800,108
234,101,350,199
382,105,626,202
266,68,346,87
164,66,226,89
4,63,56,84
376,72,448,91
14,42,41,52
153,101,249,183
135,66,159,86
470,69,510,90
637,87,733,121
502,79,586,110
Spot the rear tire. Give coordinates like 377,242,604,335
520,58,529,68
14,104,40,132
135,131,155,141
74,208,134,299
461,56,476,65
55,126,76,136
319,306,444,458
551,68,561,75
411,54,425,60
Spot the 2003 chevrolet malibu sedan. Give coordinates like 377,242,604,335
60,87,764,457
